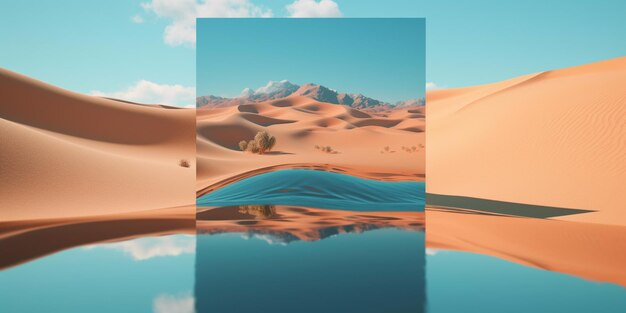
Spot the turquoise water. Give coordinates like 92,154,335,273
195,228,426,313
2,225,625,312
197,169,425,211
427,250,626,313
0,235,195,313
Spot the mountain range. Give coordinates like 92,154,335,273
197,80,424,109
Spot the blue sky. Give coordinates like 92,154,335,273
1,0,626,106
197,18,425,102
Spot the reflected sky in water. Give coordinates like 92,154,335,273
427,250,626,313
0,235,195,313
2,208,625,313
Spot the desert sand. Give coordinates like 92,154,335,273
427,56,626,226
196,96,424,196
0,68,196,221
427,208,626,287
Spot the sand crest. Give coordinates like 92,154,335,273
0,68,196,221
427,57,626,226
196,96,425,193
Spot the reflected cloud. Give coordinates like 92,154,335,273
87,235,195,261
153,292,195,313
426,248,439,256
241,233,289,246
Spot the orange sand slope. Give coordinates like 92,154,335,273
196,96,424,194
197,205,424,242
0,206,195,270
427,209,626,287
427,56,626,226
0,68,196,221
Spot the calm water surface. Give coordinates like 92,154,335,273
427,250,626,313
0,235,195,313
196,228,426,313
2,199,624,312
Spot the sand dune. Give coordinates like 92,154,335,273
196,95,425,194
0,68,196,221
427,209,626,287
427,56,626,226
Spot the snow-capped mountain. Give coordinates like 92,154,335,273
244,80,300,101
197,80,424,109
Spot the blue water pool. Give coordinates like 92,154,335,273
197,169,425,211
195,228,426,313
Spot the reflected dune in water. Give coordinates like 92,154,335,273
197,205,424,242
426,207,626,287
0,206,195,270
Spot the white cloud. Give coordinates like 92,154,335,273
91,80,195,107
153,293,195,313
87,235,195,260
141,0,273,47
131,14,145,24
426,82,439,90
426,248,439,256
286,0,342,17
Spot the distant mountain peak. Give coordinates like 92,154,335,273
240,87,254,98
198,80,424,109
237,80,299,102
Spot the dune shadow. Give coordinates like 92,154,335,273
426,193,594,218
264,151,294,155
240,113,296,127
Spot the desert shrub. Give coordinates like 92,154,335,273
240,131,276,154
254,131,276,154
384,146,390,152
411,146,417,152
179,159,190,168
246,140,260,153
315,144,337,154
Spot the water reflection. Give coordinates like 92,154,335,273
237,204,277,219
3,204,623,312
196,205,426,313
426,207,626,313
0,233,196,313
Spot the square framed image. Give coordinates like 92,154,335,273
195,18,426,313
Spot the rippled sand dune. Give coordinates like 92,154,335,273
427,56,626,226
0,68,196,221
196,96,425,195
